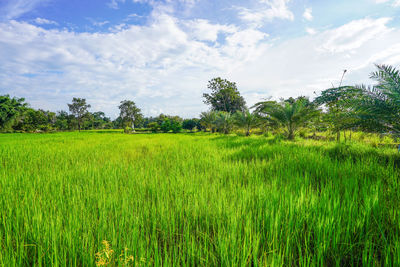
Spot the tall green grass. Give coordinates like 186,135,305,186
0,132,399,266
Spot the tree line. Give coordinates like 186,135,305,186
1,64,399,140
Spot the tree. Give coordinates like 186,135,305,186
203,77,246,113
159,116,182,133
148,122,160,133
169,118,182,133
68,98,91,131
118,100,143,132
200,111,217,132
215,111,235,134
0,95,27,131
351,64,400,136
314,86,362,141
233,110,259,136
253,97,319,140
20,109,48,132
90,111,111,129
160,119,171,133
55,111,70,130
182,119,199,132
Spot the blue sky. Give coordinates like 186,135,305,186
1,0,400,118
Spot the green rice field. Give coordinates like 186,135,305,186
1,132,400,266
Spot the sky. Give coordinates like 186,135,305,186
1,0,400,118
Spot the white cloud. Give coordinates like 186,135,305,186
320,17,392,53
303,7,313,21
0,16,399,118
107,0,125,9
375,0,400,6
184,19,237,42
0,0,50,20
93,20,110,27
238,0,294,27
34,17,58,25
306,27,317,35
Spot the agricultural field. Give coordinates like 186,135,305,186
1,131,400,266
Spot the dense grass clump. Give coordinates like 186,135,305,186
0,132,399,266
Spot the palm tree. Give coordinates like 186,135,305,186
253,97,319,140
215,111,234,134
233,110,259,136
353,64,400,136
200,111,217,132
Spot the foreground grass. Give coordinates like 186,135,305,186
0,132,399,266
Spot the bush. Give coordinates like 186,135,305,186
124,127,133,134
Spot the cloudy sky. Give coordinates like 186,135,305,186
1,0,400,118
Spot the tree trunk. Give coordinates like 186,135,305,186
288,123,294,140
288,126,294,140
337,130,340,142
132,121,135,132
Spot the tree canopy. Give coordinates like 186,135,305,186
0,95,27,131
68,98,91,131
253,97,319,140
118,100,143,131
352,64,400,135
203,77,246,113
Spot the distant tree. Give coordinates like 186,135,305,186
200,111,217,132
169,118,182,133
21,109,48,132
90,111,111,129
0,95,27,131
148,122,160,133
68,98,91,131
160,119,171,133
203,77,246,113
159,116,182,133
215,111,234,134
182,119,198,132
254,97,319,140
233,110,259,136
55,110,70,130
118,100,142,132
314,86,362,141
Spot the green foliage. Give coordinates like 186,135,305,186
169,119,182,133
233,110,259,136
200,111,217,132
118,100,143,131
160,119,171,133
182,118,199,132
148,122,160,133
314,86,363,141
0,95,27,131
203,77,246,113
124,126,133,134
215,111,234,134
68,98,91,131
352,64,400,136
253,97,319,140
